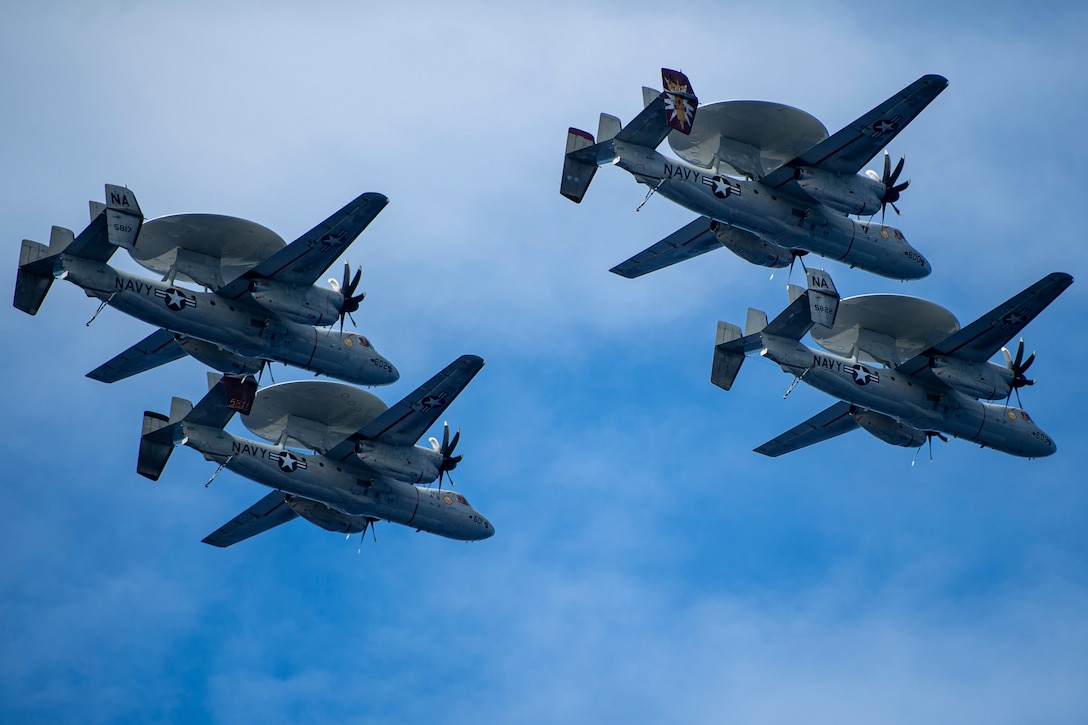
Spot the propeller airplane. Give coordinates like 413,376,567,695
562,69,948,281
14,184,399,386
138,355,492,546
711,269,1073,459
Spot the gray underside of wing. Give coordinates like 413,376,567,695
754,401,859,457
896,272,1074,376
202,490,299,547
215,192,388,298
760,74,948,188
325,354,485,460
86,328,187,383
609,217,722,278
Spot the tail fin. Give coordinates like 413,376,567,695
804,269,839,329
561,128,599,203
15,184,144,316
138,411,176,481
102,183,143,250
711,321,745,391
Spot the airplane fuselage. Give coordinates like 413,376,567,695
761,335,1056,457
609,140,931,281
180,423,494,541
56,256,398,386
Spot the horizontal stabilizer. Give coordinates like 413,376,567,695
711,321,745,391
138,411,175,480
561,128,598,203
202,491,299,548
86,328,187,383
764,291,817,341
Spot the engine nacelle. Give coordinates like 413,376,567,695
249,279,342,326
175,336,264,375
710,221,792,268
852,409,927,448
355,441,441,484
287,496,368,534
796,167,884,216
930,357,1013,400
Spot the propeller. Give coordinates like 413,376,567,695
328,262,366,331
1001,338,1037,408
874,150,910,224
912,431,949,467
428,421,463,491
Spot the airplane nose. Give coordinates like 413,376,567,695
480,518,495,540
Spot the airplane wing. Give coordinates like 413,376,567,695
754,401,859,457
201,490,299,547
609,217,722,278
86,329,187,383
324,354,485,461
215,192,388,299
760,74,948,188
896,272,1073,377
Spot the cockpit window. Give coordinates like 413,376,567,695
456,494,468,506
1020,410,1032,423
357,336,372,349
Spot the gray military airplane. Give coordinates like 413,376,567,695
711,269,1072,458
138,354,493,546
561,69,948,281
14,184,399,386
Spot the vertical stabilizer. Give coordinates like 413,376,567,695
13,239,57,315
597,113,621,142
805,268,839,329
104,184,143,249
138,411,175,481
711,321,745,391
561,128,599,203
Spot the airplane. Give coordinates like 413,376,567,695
14,184,399,386
138,354,493,546
710,269,1073,458
561,68,948,281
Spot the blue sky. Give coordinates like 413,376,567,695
3,2,1088,723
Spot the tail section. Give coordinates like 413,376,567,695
562,69,697,203
137,393,193,481
14,184,143,315
712,270,839,391
137,374,257,480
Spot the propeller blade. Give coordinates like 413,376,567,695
448,429,461,455
346,267,362,297
883,151,891,182
1013,338,1025,369
888,155,906,187
1019,351,1037,375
